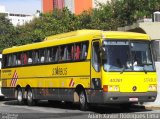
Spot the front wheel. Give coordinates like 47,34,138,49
79,90,88,111
120,103,133,110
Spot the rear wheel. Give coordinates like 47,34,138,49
27,89,36,106
79,90,88,111
16,89,23,105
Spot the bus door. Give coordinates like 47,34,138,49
90,40,102,103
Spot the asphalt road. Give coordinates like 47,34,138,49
0,99,160,119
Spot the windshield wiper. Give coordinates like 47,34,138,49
143,66,148,74
142,63,152,74
120,65,125,74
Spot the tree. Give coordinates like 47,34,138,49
0,14,17,50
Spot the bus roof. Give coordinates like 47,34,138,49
2,30,150,54
103,31,150,40
44,29,101,41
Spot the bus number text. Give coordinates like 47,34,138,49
110,78,122,82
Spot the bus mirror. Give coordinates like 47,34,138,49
101,46,106,56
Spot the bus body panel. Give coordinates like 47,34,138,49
2,61,91,88
102,72,157,93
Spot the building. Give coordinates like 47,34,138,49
42,0,109,15
6,12,40,26
0,5,5,13
0,5,40,26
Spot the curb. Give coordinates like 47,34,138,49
144,105,160,110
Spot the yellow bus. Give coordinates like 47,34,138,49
1,30,157,110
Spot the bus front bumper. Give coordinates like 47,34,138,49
103,92,157,103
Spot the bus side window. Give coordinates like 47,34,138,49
50,47,55,62
55,47,59,62
49,47,58,63
67,44,73,60
71,45,74,60
60,46,62,61
33,50,39,64
7,55,12,66
63,46,67,61
59,46,66,61
12,54,17,66
45,48,51,62
39,49,45,63
20,53,24,65
81,42,88,59
16,53,21,65
75,44,81,60
23,53,28,65
27,51,33,64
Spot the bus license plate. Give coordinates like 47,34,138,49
129,98,138,102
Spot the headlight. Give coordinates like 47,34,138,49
108,85,119,92
148,85,157,91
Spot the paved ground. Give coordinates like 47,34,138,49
0,99,160,119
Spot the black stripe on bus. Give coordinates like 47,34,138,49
2,87,91,89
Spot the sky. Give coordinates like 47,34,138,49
0,0,41,15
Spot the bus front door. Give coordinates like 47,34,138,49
90,40,102,103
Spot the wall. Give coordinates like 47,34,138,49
64,0,74,13
74,0,92,15
42,0,54,13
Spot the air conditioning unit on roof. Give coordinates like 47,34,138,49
153,11,160,22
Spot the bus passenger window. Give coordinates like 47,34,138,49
75,44,81,60
8,55,12,66
59,46,66,61
55,47,59,62
39,49,45,63
71,45,74,60
67,45,73,60
12,54,17,66
49,47,58,63
63,46,67,61
33,51,39,64
27,51,33,64
16,53,21,65
81,43,88,59
23,53,28,65
46,48,51,62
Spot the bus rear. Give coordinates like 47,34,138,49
101,32,157,104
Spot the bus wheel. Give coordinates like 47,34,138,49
120,103,133,110
17,89,23,105
27,89,35,106
79,90,88,111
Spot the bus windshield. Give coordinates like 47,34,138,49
102,40,154,72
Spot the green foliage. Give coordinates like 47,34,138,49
0,14,17,50
0,0,160,50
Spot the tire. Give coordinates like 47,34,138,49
27,89,36,106
120,103,133,110
79,90,88,111
17,89,23,105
